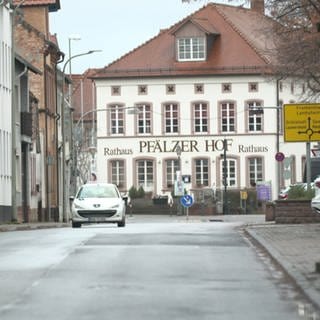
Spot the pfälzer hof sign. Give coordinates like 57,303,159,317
284,103,320,142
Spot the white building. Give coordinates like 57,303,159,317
0,0,13,220
93,2,311,202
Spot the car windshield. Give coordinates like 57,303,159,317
77,185,119,199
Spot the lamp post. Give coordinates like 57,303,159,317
60,50,101,222
175,145,182,215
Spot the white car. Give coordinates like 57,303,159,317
311,195,320,214
70,183,126,228
311,176,320,214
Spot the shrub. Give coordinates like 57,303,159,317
287,184,315,200
137,186,145,198
128,186,138,199
129,185,145,199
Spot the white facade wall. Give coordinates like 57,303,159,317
96,75,307,200
0,3,12,212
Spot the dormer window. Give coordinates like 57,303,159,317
177,37,205,61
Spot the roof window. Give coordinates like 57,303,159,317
177,37,205,61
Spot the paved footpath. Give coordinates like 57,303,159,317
245,223,320,313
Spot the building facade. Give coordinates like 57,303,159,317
12,0,62,222
93,2,314,204
0,0,13,221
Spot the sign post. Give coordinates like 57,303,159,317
180,195,194,220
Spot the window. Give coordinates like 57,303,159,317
178,37,205,61
164,103,179,133
248,157,263,186
109,105,124,135
138,85,148,95
111,160,125,189
194,159,209,187
193,102,208,133
165,159,179,188
220,102,235,133
166,84,176,95
111,86,121,96
137,104,152,134
247,101,263,132
222,83,231,93
136,160,154,192
249,82,258,92
194,84,204,94
221,159,237,187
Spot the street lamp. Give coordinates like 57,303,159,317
60,49,101,222
175,145,182,215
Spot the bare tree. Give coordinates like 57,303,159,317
182,0,320,99
265,0,320,100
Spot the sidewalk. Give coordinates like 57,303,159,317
245,223,320,312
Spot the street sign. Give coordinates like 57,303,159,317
284,103,320,142
275,152,285,162
180,195,194,208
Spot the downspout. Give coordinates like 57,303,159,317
55,52,64,222
10,0,17,221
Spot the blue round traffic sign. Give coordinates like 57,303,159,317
180,195,194,208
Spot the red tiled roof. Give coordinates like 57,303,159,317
93,3,278,79
13,0,60,11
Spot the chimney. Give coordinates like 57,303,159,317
251,0,265,15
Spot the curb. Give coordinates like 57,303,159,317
0,223,70,232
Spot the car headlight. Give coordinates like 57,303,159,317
111,204,120,209
74,202,85,209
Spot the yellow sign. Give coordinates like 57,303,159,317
284,103,320,142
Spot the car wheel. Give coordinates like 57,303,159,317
117,218,126,227
72,221,81,228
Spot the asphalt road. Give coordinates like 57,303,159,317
0,217,307,320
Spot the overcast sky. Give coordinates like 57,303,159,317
49,0,243,74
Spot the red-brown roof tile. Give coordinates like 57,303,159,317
93,3,278,79
13,0,60,11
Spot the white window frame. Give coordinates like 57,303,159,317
248,101,263,132
137,104,151,134
109,105,124,135
177,37,205,61
221,159,237,187
136,160,154,192
165,159,179,188
248,157,263,185
193,102,208,133
221,102,235,133
195,159,209,187
164,103,179,133
111,160,125,189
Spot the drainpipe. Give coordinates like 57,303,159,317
10,0,17,221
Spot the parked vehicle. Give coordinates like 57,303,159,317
311,176,320,214
70,183,126,228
